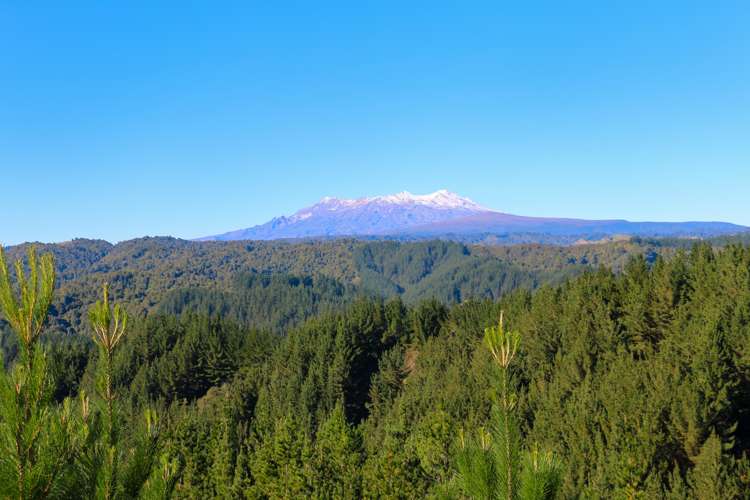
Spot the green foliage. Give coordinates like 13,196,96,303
157,271,355,333
5,236,670,337
452,316,562,500
0,246,86,499
249,404,364,498
0,348,86,499
1,239,750,498
687,432,744,500
247,416,313,498
108,314,274,407
0,246,55,355
73,285,178,499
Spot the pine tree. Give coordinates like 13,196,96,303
453,313,562,500
248,416,313,499
687,432,743,499
0,245,86,499
309,404,363,498
80,284,179,499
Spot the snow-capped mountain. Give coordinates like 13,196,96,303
199,190,748,242
202,190,493,241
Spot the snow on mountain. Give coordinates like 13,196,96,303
198,190,749,242
201,190,492,241
287,190,489,222
365,189,488,210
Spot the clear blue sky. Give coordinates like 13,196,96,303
2,1,748,245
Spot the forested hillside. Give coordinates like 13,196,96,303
3,235,711,337
0,240,748,498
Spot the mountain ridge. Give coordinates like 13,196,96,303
200,190,749,243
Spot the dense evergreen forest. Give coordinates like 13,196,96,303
1,237,749,498
2,235,727,336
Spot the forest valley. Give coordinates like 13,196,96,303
0,237,748,498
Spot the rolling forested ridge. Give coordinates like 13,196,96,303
0,237,749,498
0,236,705,337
